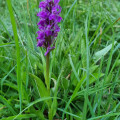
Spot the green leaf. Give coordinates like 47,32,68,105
30,73,49,98
93,41,117,62
81,37,86,68
30,73,52,107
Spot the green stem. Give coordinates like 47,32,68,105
46,53,50,91
46,53,53,120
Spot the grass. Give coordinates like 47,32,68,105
6,0,22,113
0,0,120,120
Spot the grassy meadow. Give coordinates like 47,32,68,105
0,0,120,119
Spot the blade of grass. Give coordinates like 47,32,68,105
6,0,22,112
89,19,106,46
0,95,17,115
88,112,120,120
109,51,120,75
83,15,90,120
69,54,80,82
0,42,15,47
1,64,16,92
1,114,36,120
58,108,81,119
0,19,13,41
62,0,77,24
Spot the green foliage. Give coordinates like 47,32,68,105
0,0,120,119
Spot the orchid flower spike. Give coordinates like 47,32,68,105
37,0,62,56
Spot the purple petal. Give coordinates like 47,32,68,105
39,26,44,30
49,14,56,20
52,5,61,14
55,25,60,32
54,0,60,4
45,30,52,36
46,0,53,2
45,25,52,36
37,11,48,18
45,46,55,56
39,1,47,8
37,19,46,26
37,31,45,39
37,40,45,47
57,16,62,22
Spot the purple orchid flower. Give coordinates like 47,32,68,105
37,0,62,56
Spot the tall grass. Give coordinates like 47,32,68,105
6,0,22,113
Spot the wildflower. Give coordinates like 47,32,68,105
37,0,62,56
